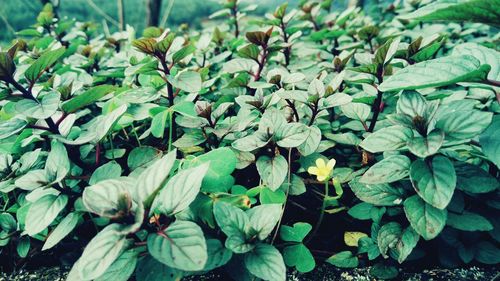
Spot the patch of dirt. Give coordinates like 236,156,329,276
1,264,498,281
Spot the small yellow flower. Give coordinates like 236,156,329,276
308,158,336,182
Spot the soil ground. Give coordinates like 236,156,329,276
1,264,498,281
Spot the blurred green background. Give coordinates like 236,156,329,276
0,0,383,44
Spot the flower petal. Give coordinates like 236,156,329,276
316,158,326,168
327,159,336,170
308,167,319,175
317,175,326,182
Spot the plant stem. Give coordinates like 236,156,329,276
279,18,290,66
368,69,384,132
253,48,268,81
158,55,177,141
305,179,329,244
485,79,500,87
167,111,173,152
285,99,299,122
308,101,318,126
368,89,383,132
230,3,239,37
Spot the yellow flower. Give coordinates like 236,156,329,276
308,158,336,182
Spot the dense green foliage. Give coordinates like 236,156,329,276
0,0,300,43
0,0,499,280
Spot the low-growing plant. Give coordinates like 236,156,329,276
0,0,499,280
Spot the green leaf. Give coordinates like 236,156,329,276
222,58,258,74
25,194,68,236
399,0,500,26
61,104,127,145
480,115,500,168
377,222,402,258
360,126,413,153
283,243,315,273
256,155,288,191
83,177,134,218
410,156,457,209
280,222,312,242
379,55,490,92
17,236,30,258
0,213,17,232
0,50,16,80
127,146,160,171
238,44,260,60
202,239,233,271
447,212,493,231
244,244,286,281
96,249,138,281
326,251,358,268
374,37,400,66
360,155,411,184
348,203,373,220
247,204,282,240
456,163,499,193
322,93,352,109
232,132,269,152
77,223,129,280
42,212,79,250
135,256,182,281
151,163,209,216
275,123,309,148
358,237,380,260
131,149,176,205
407,130,444,158
62,85,116,113
396,90,428,118
184,147,237,193
154,32,176,51
259,108,287,134
389,226,420,264
150,108,169,138
89,161,122,185
16,91,60,119
260,187,286,204
435,110,492,140
340,103,371,121
453,43,499,80
475,242,500,265
25,47,65,83
349,177,404,206
411,37,445,63
45,140,70,183
14,169,48,191
213,202,248,238
147,220,207,271
0,118,27,140
404,195,447,240
169,71,202,93
297,125,321,156
172,44,196,64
